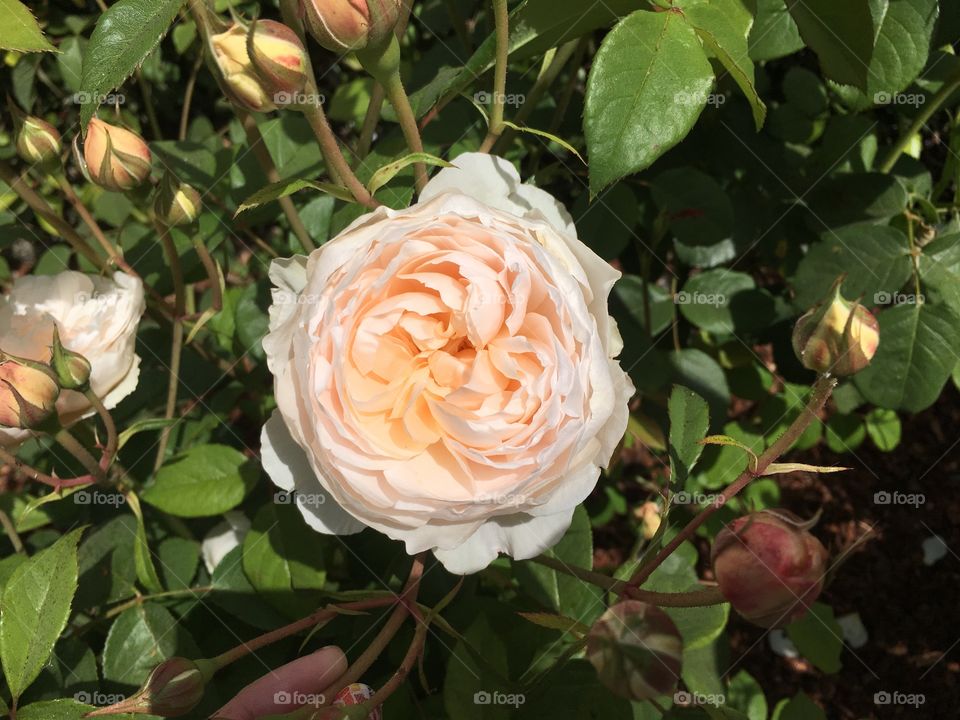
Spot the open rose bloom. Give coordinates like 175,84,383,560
262,154,633,573
0,271,145,445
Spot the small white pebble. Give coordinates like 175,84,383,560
922,535,948,566
768,629,799,658
837,612,868,649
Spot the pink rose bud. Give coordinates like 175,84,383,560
16,116,62,167
50,326,92,392
586,601,683,701
302,0,402,53
211,24,276,112
334,683,382,719
84,118,152,192
86,656,213,717
0,352,60,430
247,20,309,104
712,509,828,629
792,277,879,376
154,173,202,227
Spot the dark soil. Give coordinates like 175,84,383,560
727,385,960,718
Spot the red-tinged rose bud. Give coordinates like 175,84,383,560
84,118,152,192
0,352,60,430
302,0,401,53
211,24,276,113
86,657,214,717
586,601,683,701
712,509,828,629
792,277,879,376
154,173,202,227
17,116,62,167
247,20,309,104
50,326,92,392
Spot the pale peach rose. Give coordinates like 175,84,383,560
0,271,145,446
261,153,633,574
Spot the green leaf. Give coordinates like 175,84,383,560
668,349,731,432
786,602,843,673
102,603,179,686
834,0,940,109
919,232,960,314
678,270,775,334
864,407,902,451
682,0,767,128
515,507,604,622
142,444,257,517
726,670,768,720
824,413,866,453
668,386,710,490
501,121,586,163
585,9,714,193
367,153,452,195
805,172,909,226
18,699,138,720
117,417,178,450
854,302,960,412
243,502,327,613
78,0,186,129
516,612,590,636
0,527,84,700
0,0,57,52
772,693,827,720
235,177,354,216
749,0,804,61
791,224,913,310
786,0,875,89
125,491,164,594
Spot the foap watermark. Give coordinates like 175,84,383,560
674,90,726,108
874,91,925,107
75,490,126,508
474,91,525,108
874,691,925,707
75,290,124,310
673,491,726,507
674,691,726,707
473,690,525,708
72,91,126,106
874,291,924,306
274,490,327,508
75,691,127,706
274,691,326,707
273,91,326,107
273,291,322,306
476,492,527,506
675,291,727,308
873,491,925,508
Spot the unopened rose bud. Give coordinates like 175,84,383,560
712,509,828,629
154,173,202,227
634,501,661,540
0,353,60,430
86,657,214,717
302,0,402,53
247,20,309,103
211,24,276,113
50,326,92,392
586,601,683,701
84,118,152,192
17,116,62,167
792,277,879,376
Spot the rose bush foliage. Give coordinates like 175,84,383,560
0,0,957,719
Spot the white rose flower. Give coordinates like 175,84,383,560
261,153,633,574
0,271,145,445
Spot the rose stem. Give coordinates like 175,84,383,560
0,160,104,270
0,446,94,490
491,39,579,156
84,388,118,471
355,619,429,719
624,374,838,593
354,0,414,163
530,554,725,608
319,553,426,704
880,67,960,173
192,238,224,316
379,63,429,191
180,54,205,141
279,0,381,210
209,596,398,670
54,427,108,484
478,0,510,153
155,221,187,471
54,173,128,271
0,509,24,553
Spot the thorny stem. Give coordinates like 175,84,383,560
0,445,95,490
155,226,186,471
624,374,838,592
84,388,118,471
54,427,107,484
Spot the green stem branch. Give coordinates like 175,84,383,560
880,70,960,173
479,0,509,153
